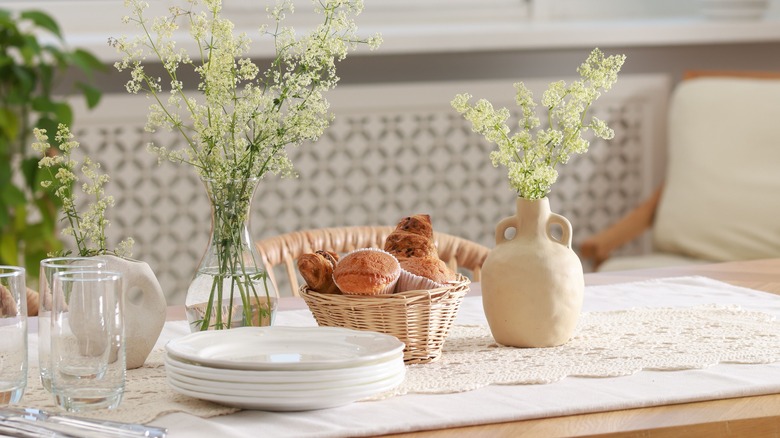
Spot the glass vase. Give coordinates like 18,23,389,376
185,177,279,332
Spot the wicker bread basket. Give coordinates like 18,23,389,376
300,274,470,364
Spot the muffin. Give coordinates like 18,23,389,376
395,269,444,293
399,257,456,285
332,248,401,295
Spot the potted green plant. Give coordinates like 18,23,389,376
0,8,104,279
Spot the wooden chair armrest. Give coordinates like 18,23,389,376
580,185,664,270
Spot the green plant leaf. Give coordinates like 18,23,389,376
52,102,73,126
35,116,57,138
11,65,35,96
21,35,42,57
34,193,60,227
23,220,63,270
21,157,39,190
0,206,8,230
71,49,105,73
20,221,45,241
0,232,19,266
0,184,26,207
0,158,10,184
0,108,19,141
12,204,26,232
34,169,63,210
31,96,57,113
25,243,55,279
20,10,62,39
76,82,102,109
41,45,68,68
0,53,13,70
38,63,53,96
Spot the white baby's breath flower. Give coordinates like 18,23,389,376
452,48,625,200
34,124,133,257
113,0,379,184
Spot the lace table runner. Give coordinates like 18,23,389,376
19,304,780,424
390,304,780,396
19,350,239,424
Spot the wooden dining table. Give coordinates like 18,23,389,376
383,258,780,438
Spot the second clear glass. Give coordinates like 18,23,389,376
50,270,125,412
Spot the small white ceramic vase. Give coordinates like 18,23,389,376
481,197,584,348
98,255,167,369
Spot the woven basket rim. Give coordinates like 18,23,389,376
299,274,470,300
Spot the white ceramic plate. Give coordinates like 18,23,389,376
164,354,404,387
165,326,405,371
167,367,405,398
166,370,405,411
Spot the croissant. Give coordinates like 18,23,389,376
0,286,41,316
297,250,340,294
26,288,39,317
0,284,18,317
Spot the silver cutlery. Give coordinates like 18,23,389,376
0,419,68,437
0,408,166,438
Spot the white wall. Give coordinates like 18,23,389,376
9,0,780,300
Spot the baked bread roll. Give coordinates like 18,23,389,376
298,250,340,294
384,233,436,258
384,214,437,260
385,214,457,284
332,249,400,295
397,214,434,238
26,288,39,316
0,284,18,317
400,257,456,285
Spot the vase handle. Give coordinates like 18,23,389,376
495,216,520,245
546,213,573,249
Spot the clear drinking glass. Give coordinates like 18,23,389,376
39,257,106,391
0,266,28,404
50,270,125,412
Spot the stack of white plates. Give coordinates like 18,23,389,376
164,326,406,411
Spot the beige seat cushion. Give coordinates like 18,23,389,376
652,77,780,261
598,253,709,272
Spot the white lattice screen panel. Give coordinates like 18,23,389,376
70,75,670,303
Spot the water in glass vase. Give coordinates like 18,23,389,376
185,268,278,331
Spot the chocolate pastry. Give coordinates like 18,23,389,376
297,250,340,294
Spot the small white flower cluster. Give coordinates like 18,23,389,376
452,48,626,200
111,0,381,190
32,124,134,257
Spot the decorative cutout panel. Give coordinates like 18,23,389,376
71,75,669,302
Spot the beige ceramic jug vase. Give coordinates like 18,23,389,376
481,197,584,348
98,255,167,368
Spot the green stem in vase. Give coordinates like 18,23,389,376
196,177,270,330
